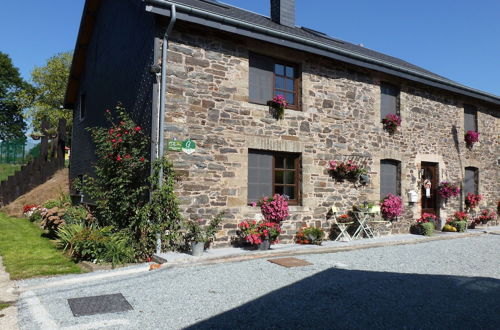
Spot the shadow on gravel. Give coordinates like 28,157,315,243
187,268,500,330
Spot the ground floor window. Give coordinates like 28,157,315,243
380,159,401,198
464,167,479,195
248,150,301,205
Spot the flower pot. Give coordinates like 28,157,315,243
191,241,205,256
258,239,270,251
31,134,41,140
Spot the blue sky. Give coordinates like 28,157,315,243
1,0,499,96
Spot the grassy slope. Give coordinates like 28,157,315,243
0,212,82,280
0,164,21,182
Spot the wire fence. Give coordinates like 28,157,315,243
0,139,40,164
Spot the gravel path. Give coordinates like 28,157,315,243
17,234,500,330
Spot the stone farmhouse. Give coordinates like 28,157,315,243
65,0,499,245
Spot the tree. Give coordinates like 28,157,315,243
25,52,73,136
0,52,28,141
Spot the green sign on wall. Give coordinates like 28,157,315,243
167,140,182,151
167,139,196,154
182,139,196,154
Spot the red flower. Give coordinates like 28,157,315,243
109,128,114,134
120,121,125,126
111,139,116,143
116,155,122,161
135,126,141,132
118,138,123,143
139,157,145,162
116,133,121,137
124,154,131,159
105,109,110,113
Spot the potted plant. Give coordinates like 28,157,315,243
237,220,281,250
255,194,289,223
46,128,58,139
354,201,375,213
295,226,325,245
267,95,288,120
465,193,482,211
381,113,402,134
412,213,437,236
380,194,403,220
337,213,354,223
474,209,496,225
447,211,469,232
437,181,460,201
328,160,366,183
186,213,224,256
464,130,480,148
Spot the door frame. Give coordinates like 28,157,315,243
420,162,440,218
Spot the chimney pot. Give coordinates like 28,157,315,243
270,0,295,27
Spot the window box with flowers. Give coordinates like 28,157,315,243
411,213,437,236
464,130,480,148
381,113,402,134
328,160,368,183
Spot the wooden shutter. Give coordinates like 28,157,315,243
249,53,274,104
464,167,478,195
464,105,477,132
380,82,399,120
248,150,273,202
380,160,399,197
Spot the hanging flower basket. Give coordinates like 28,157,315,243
464,130,480,148
437,181,460,200
328,160,366,183
267,95,287,120
30,132,44,140
382,113,401,134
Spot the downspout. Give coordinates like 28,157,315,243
155,3,177,255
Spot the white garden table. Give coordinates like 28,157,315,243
352,211,375,239
330,206,354,242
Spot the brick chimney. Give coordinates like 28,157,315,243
270,0,295,27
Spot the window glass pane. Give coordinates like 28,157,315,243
380,82,399,120
249,53,274,104
464,168,478,195
275,64,284,75
380,160,399,197
248,151,273,202
285,92,294,105
275,156,285,169
284,186,295,200
285,78,294,91
284,171,295,184
275,77,285,90
275,171,283,184
285,66,294,78
286,157,295,169
275,185,284,196
464,105,477,132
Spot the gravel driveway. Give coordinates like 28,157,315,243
17,234,500,330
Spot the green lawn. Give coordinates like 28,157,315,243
0,164,21,182
0,213,82,280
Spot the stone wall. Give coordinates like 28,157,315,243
164,24,500,246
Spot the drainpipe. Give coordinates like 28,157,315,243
155,3,177,255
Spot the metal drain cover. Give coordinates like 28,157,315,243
68,293,133,317
268,257,312,268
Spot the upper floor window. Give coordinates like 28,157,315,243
248,149,301,205
249,52,299,110
464,167,478,195
464,104,478,132
380,82,400,121
79,93,86,121
380,159,401,198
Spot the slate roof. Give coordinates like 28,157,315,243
152,0,500,106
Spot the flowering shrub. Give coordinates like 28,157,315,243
464,130,480,147
437,182,460,199
268,95,288,120
465,193,482,210
238,220,281,245
417,213,437,224
256,194,289,223
295,226,325,245
328,160,365,182
380,194,403,220
23,204,39,217
474,209,496,224
382,113,402,134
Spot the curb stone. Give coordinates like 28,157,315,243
0,256,19,330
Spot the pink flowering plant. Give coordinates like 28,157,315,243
256,194,290,223
447,211,469,232
437,181,460,200
328,160,366,182
237,220,282,245
465,193,482,210
268,95,288,120
381,113,402,134
413,213,437,236
380,194,403,220
464,130,480,148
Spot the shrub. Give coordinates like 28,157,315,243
420,222,435,236
62,205,89,226
413,213,437,236
295,226,325,245
380,194,403,220
447,211,469,232
238,220,281,245
186,212,224,243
